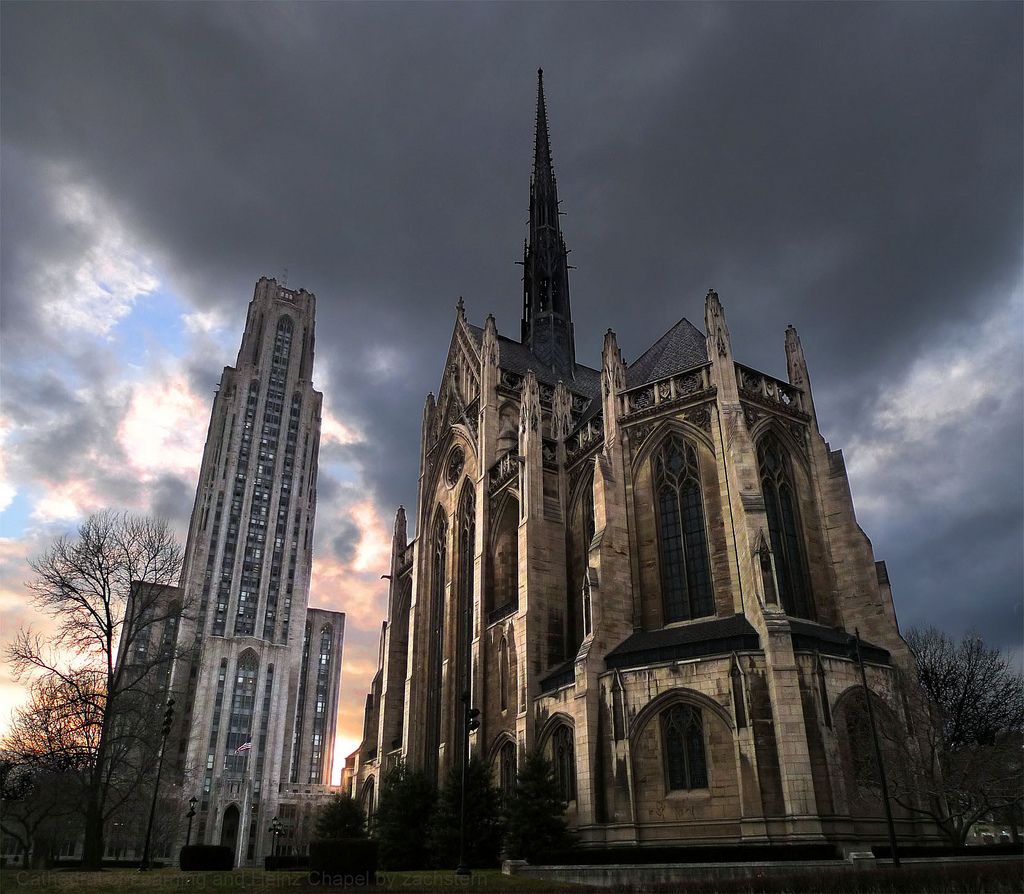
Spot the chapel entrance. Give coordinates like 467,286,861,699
220,804,240,859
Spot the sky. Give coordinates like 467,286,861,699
1,2,1022,780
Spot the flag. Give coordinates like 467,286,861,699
234,742,252,755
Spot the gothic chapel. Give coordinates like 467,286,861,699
354,71,931,850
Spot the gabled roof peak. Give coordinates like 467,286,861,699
626,317,709,389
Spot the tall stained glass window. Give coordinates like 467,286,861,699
498,740,517,805
661,704,708,791
757,436,812,619
552,725,576,803
654,435,713,622
424,511,447,784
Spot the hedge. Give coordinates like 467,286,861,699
179,844,234,871
53,858,168,869
872,842,1023,858
532,843,842,865
265,854,310,871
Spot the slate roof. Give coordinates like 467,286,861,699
605,614,760,670
466,314,709,413
466,324,603,402
539,658,576,693
789,619,891,664
625,318,708,389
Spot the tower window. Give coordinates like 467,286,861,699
498,636,509,712
653,435,714,622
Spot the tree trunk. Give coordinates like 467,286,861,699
81,795,105,870
81,686,117,870
956,821,971,847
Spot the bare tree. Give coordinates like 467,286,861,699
0,673,96,866
1,756,78,867
889,628,1024,845
7,510,186,870
907,628,1024,749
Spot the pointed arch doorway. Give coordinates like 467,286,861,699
220,804,240,858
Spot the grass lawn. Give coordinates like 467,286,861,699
0,869,586,894
2,862,1020,894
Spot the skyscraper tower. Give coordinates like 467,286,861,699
170,277,343,864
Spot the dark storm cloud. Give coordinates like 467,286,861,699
149,473,195,529
2,3,1021,649
331,521,362,566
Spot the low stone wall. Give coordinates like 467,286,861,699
501,854,1022,888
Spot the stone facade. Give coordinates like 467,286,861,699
353,73,936,852
159,278,344,865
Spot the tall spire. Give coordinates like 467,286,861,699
521,68,575,374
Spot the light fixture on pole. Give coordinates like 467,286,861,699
140,698,176,871
853,629,900,868
270,816,283,857
455,691,480,877
185,796,198,846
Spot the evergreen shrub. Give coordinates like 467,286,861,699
502,749,572,862
372,761,436,870
427,756,503,868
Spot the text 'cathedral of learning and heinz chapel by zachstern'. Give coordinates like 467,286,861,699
353,71,935,851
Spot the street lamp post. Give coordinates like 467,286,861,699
455,692,480,877
853,629,901,868
185,796,198,846
140,698,176,871
270,816,283,858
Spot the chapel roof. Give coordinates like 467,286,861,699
466,324,604,402
625,317,708,389
467,314,711,405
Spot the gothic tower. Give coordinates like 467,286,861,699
170,278,343,864
521,69,575,376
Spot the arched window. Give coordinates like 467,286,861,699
565,471,595,658
362,776,376,831
654,435,713,622
225,651,259,775
487,496,519,616
424,510,447,784
498,740,517,804
498,636,509,712
552,725,576,803
456,486,475,762
661,703,708,791
458,486,475,672
757,436,812,619
730,660,747,730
